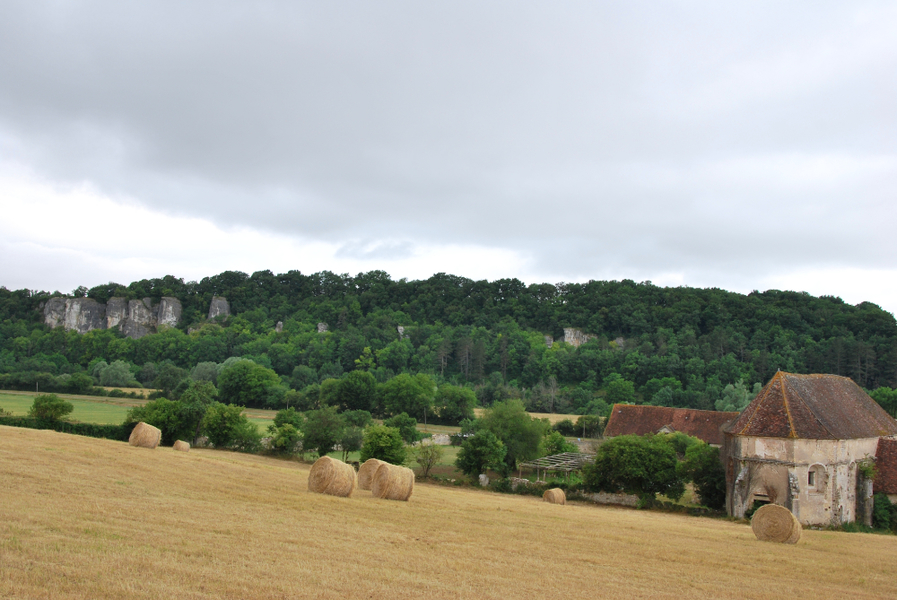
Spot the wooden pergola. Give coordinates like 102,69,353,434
518,452,595,481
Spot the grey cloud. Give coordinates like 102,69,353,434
0,1,895,288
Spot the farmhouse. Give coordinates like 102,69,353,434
604,404,739,446
722,372,897,526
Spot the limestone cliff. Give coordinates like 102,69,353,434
208,296,230,320
559,327,597,348
42,295,198,339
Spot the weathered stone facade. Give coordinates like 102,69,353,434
726,435,877,526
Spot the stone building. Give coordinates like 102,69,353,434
723,372,897,526
604,404,739,446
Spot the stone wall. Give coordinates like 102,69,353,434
725,435,879,526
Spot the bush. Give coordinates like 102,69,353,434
383,412,422,444
128,398,194,446
455,430,506,478
269,423,303,456
676,441,726,509
342,409,373,428
541,430,577,456
553,419,576,437
582,434,685,503
301,406,345,457
28,394,74,421
359,425,407,465
415,442,444,478
872,493,896,532
272,407,304,430
202,402,261,451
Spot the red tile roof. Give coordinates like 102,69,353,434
604,404,739,445
725,372,897,440
875,437,897,495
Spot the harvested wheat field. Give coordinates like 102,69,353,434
1,426,895,600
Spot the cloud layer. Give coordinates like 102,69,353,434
1,2,895,311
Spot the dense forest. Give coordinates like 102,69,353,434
2,270,897,418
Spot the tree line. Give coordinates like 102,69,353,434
2,270,897,416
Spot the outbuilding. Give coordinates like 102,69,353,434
723,372,897,526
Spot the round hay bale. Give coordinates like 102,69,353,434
173,440,190,452
751,504,800,544
357,458,386,491
370,463,415,501
543,488,566,505
128,422,161,449
308,456,357,497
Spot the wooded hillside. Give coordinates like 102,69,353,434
2,270,895,415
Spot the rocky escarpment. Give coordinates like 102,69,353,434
42,296,192,339
208,296,230,320
559,327,597,348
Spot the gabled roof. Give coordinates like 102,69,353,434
604,404,739,445
874,437,897,495
725,372,897,440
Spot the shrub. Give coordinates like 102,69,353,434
455,430,506,478
553,419,576,437
269,423,303,456
301,406,345,457
342,409,373,428
872,493,896,532
676,440,726,509
359,425,407,465
541,430,577,456
202,402,260,451
415,441,444,478
383,412,422,444
128,397,194,446
28,394,74,421
583,434,685,503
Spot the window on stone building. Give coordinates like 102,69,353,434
808,465,824,493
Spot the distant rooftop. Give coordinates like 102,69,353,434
604,404,739,446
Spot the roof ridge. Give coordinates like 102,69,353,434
780,372,798,438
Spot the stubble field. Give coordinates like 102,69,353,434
1,425,895,599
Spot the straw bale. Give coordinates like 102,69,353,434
173,440,190,452
357,458,385,491
370,463,415,501
307,456,357,497
128,422,161,449
751,504,800,544
543,488,566,505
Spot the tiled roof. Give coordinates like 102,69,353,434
725,372,897,440
604,404,739,445
875,437,897,495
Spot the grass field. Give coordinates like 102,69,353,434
0,392,133,425
2,426,895,599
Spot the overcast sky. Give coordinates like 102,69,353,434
1,2,896,314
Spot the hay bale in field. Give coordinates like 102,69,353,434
371,462,415,501
543,488,566,505
751,504,801,544
173,440,190,452
128,422,161,449
308,456,357,497
357,458,385,491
